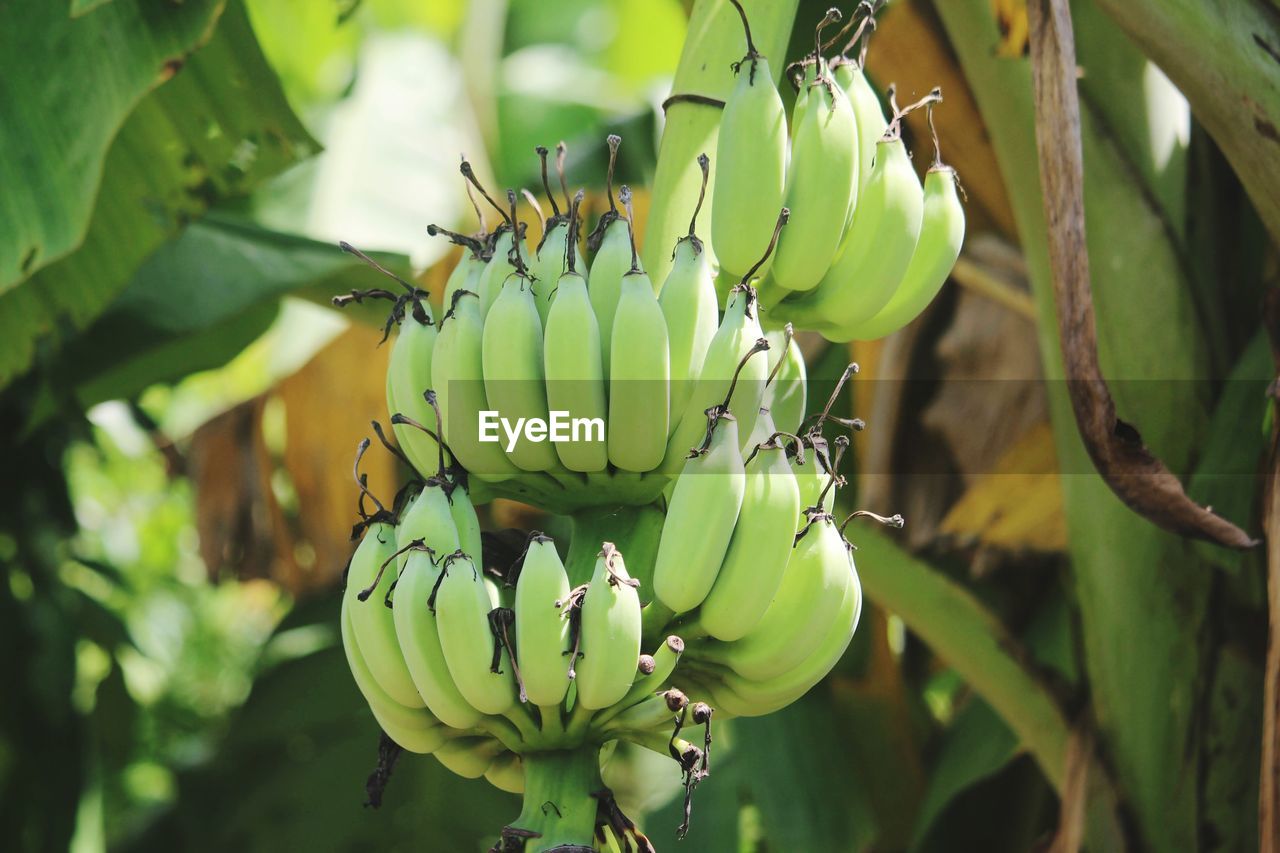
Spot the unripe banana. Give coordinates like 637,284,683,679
770,60,859,293
514,534,573,707
484,752,525,794
340,601,446,753
784,93,938,335
528,145,579,325
432,290,520,483
762,327,807,437
543,198,609,472
442,248,486,310
652,413,745,613
385,302,440,479
575,543,643,710
697,434,802,641
396,481,458,556
744,403,778,450
434,736,505,780
448,483,484,567
478,227,520,317
392,525,484,730
833,60,888,199
711,2,788,278
608,262,670,471
660,155,720,430
344,522,424,708
710,565,861,717
435,551,518,716
701,513,853,682
482,268,560,473
598,688,688,736
601,636,685,722
588,135,637,377
662,284,770,474
842,163,965,340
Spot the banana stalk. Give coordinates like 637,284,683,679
502,748,603,852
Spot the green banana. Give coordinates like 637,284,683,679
659,154,719,430
544,192,609,473
442,247,486,311
393,481,483,729
762,326,807,437
333,242,437,480
482,199,561,473
478,227,521,318
841,159,966,340
604,636,685,721
448,482,484,567
710,1,788,278
528,144,578,325
744,402,777,450
513,533,573,708
784,90,938,335
597,688,688,736
706,562,861,717
484,752,525,794
697,432,802,641
662,283,771,474
434,736,505,780
435,550,518,716
699,511,853,682
432,290,520,483
588,135,636,377
770,47,859,293
575,543,643,710
344,521,424,709
608,189,670,472
652,412,745,613
340,600,446,754
833,59,887,199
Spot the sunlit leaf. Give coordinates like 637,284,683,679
0,0,317,390
0,0,226,288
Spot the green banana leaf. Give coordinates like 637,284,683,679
0,0,316,391
43,216,409,415
0,0,226,289
934,1,1240,847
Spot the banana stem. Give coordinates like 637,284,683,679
565,698,596,740
538,703,565,738
639,599,675,647
506,748,603,852
565,504,666,588
504,701,543,745
478,716,526,753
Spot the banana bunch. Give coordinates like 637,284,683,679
339,433,724,811
713,0,965,342
346,135,792,516
330,6,935,846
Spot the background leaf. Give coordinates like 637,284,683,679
0,0,317,390
0,0,226,288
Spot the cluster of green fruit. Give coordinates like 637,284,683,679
375,137,805,514
334,3,951,848
714,0,965,342
340,381,881,846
